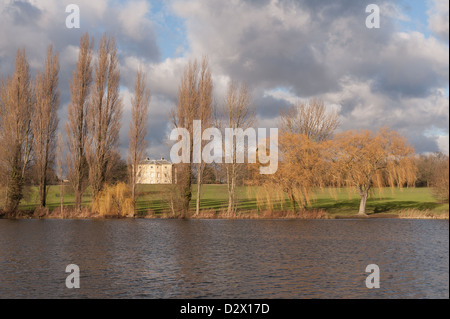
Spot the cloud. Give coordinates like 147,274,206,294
0,0,162,152
0,0,448,159
172,0,398,95
437,135,449,155
170,0,449,154
428,0,449,41
332,78,448,153
374,31,449,98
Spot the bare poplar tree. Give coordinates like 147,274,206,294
66,33,93,213
219,81,255,215
170,59,198,216
33,45,60,208
170,57,213,217
86,34,122,203
194,57,213,216
0,48,34,214
128,67,150,212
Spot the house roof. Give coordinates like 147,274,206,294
139,157,172,165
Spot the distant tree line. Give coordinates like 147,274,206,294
415,152,449,203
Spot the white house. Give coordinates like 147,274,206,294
136,158,174,184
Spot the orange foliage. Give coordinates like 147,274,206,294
259,133,331,212
330,127,417,214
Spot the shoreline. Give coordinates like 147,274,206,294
1,212,448,221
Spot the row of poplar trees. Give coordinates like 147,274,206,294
0,33,150,215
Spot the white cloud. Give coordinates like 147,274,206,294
118,0,153,41
263,88,298,105
437,135,449,155
428,0,449,41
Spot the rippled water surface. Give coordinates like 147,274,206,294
0,219,448,298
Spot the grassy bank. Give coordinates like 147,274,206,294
4,184,448,219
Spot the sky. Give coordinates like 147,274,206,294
0,0,448,159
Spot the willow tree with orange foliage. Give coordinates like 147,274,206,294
330,128,417,216
260,133,331,212
257,99,339,213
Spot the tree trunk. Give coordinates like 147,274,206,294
131,177,136,218
227,179,235,215
196,164,202,216
182,163,192,218
287,189,296,213
39,173,47,208
227,191,234,215
6,166,23,214
358,187,369,216
75,183,82,213
226,163,237,216
60,181,64,215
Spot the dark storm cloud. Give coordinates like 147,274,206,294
253,93,291,120
405,132,440,154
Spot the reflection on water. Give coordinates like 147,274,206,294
0,219,448,298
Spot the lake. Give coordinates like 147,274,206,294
0,219,448,298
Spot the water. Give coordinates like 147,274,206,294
0,219,448,299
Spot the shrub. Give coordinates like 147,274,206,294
431,158,449,203
398,209,449,219
92,183,135,217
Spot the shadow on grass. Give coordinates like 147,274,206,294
313,197,443,215
371,201,442,214
135,197,261,216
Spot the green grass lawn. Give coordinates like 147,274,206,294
13,184,449,217
309,187,449,216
